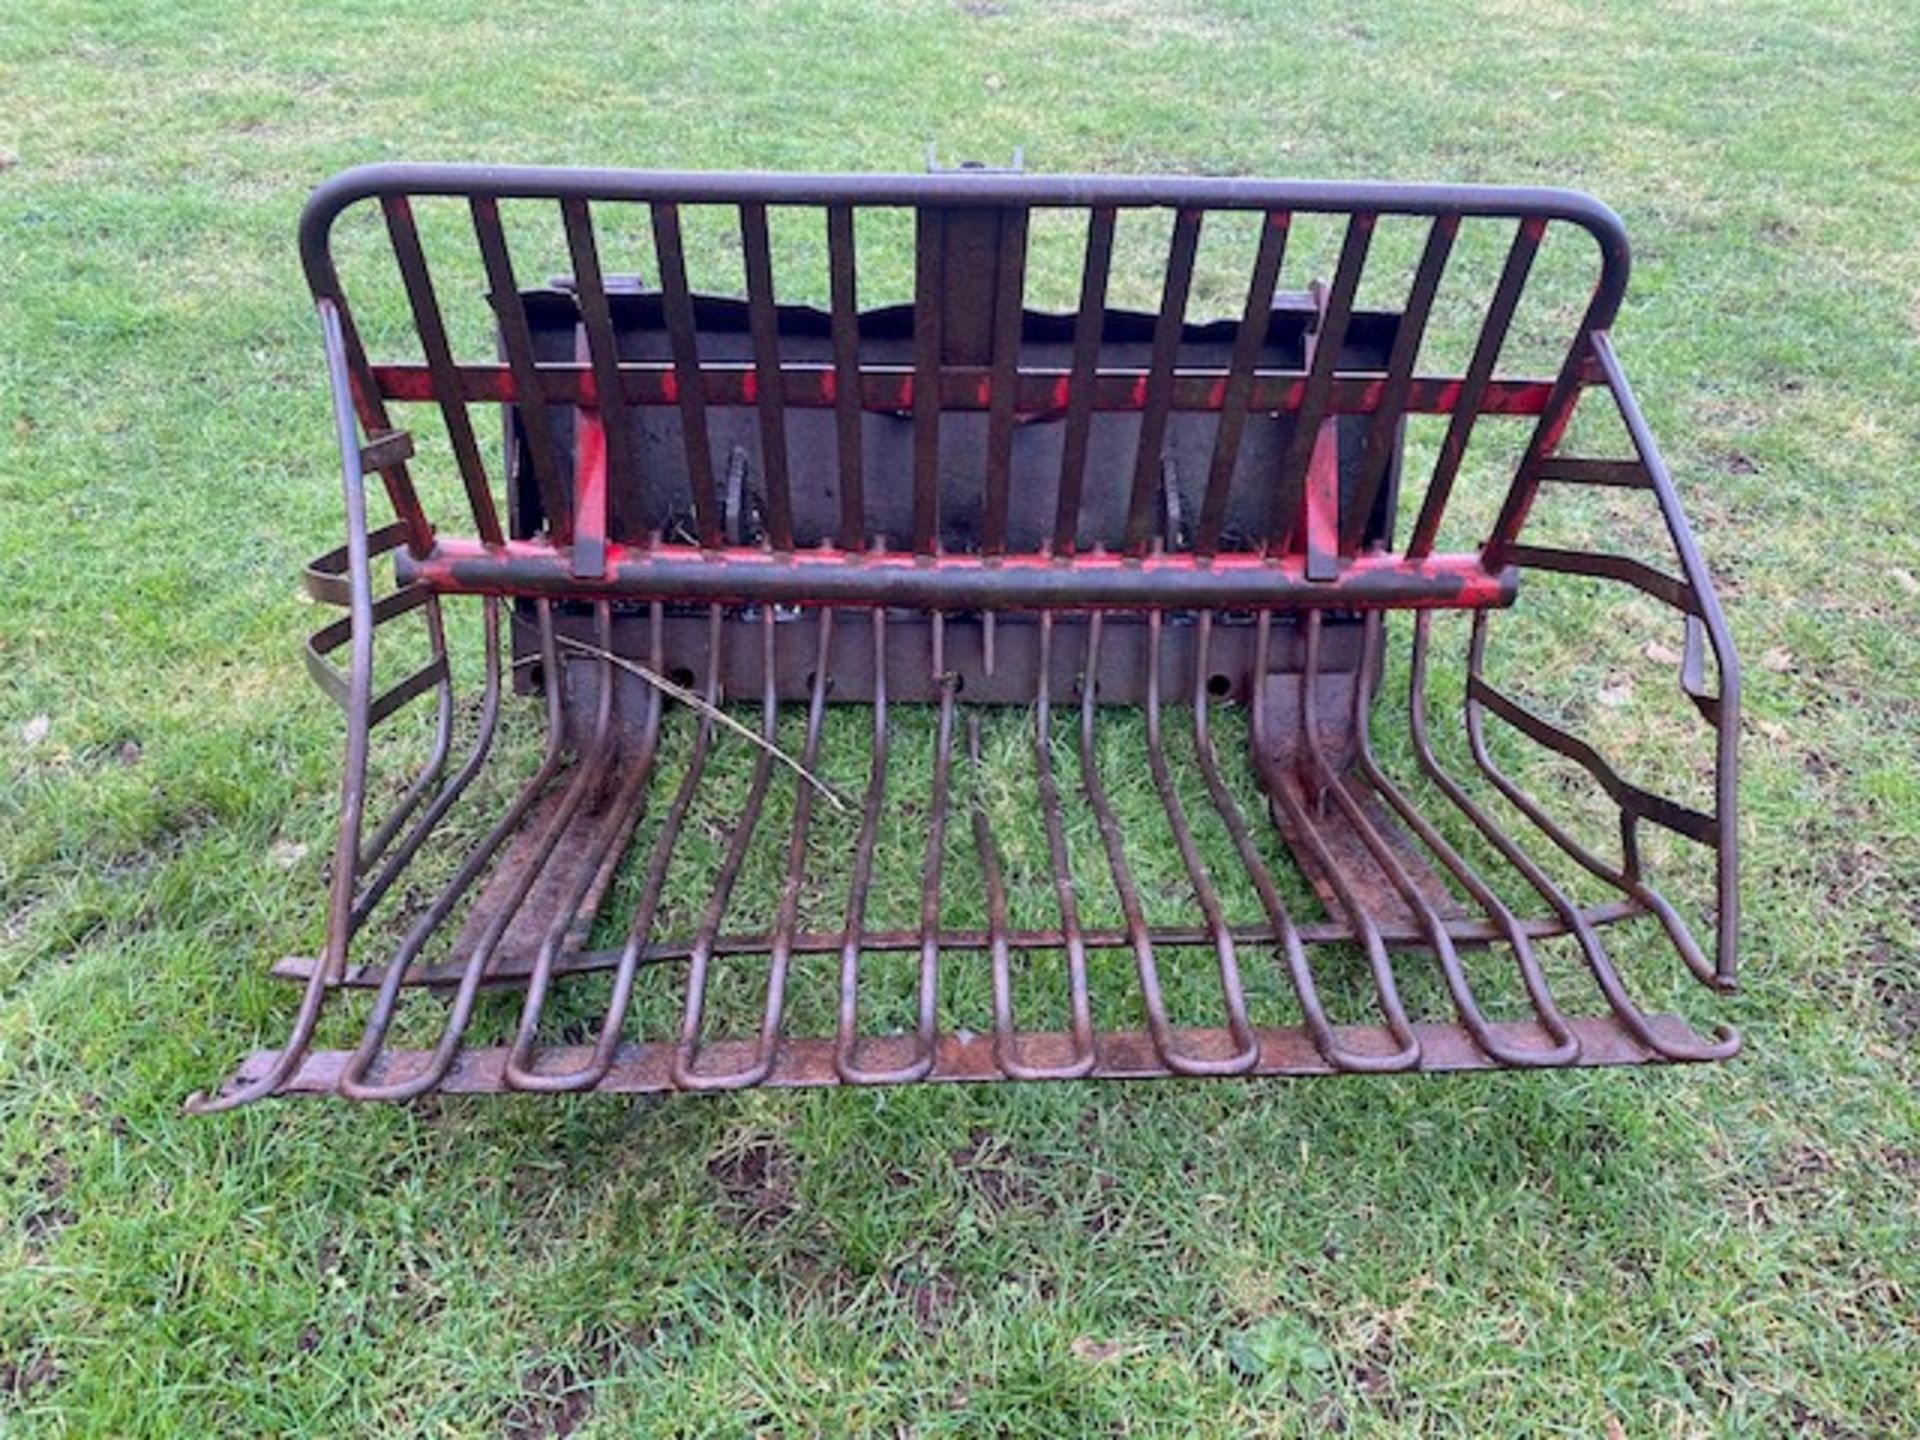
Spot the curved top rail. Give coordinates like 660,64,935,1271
298,161,1632,330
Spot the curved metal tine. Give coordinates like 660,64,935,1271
835,609,920,1081
671,609,784,1089
686,611,835,1090
1188,612,1374,1071
969,710,1094,1081
336,600,585,1100
1250,611,1424,1068
349,595,507,928
1029,613,1100,1073
842,616,947,1081
1466,611,1719,988
355,593,457,871
1078,612,1251,1076
505,602,668,1090
1142,610,1260,1071
1456,613,1737,1056
1343,613,1579,1065
563,606,728,1090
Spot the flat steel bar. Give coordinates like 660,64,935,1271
1271,213,1375,557
1196,210,1290,556
186,299,415,1110
229,1010,1721,1101
1123,208,1203,556
380,196,504,544
559,197,633,574
1344,214,1458,553
470,196,572,541
911,208,945,555
1588,330,1740,984
981,207,1029,556
1054,206,1117,553
650,202,724,549
738,202,794,551
826,204,866,549
1407,217,1545,558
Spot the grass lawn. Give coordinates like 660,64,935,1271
2,0,1917,1434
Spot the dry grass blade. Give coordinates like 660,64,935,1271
546,635,852,812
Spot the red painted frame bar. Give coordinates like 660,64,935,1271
396,537,1519,611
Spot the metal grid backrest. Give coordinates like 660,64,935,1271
300,165,1631,615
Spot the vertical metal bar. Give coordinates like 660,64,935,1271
470,196,572,541
651,202,724,549
1195,210,1290,556
739,202,794,552
570,318,609,579
381,196,504,545
1270,213,1375,559
1053,206,1116,554
560,197,635,575
982,207,1029,556
1343,213,1457,553
912,208,945,555
826,204,866,550
1124,208,1203,556
1407,216,1544,558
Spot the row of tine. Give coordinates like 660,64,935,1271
207,576,1732,1108
363,193,1571,567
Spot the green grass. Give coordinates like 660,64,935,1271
2,0,1918,1434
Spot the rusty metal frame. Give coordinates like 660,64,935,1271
190,164,1739,1110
